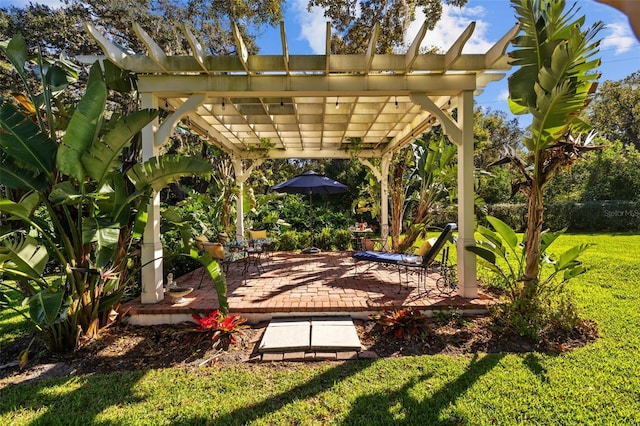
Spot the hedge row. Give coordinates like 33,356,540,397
275,228,356,251
491,201,640,232
437,201,640,233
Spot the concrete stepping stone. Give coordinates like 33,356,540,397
310,316,362,351
259,317,311,352
258,316,362,353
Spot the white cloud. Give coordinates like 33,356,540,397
406,4,493,54
497,89,509,102
291,1,496,55
601,22,636,55
291,0,329,54
0,0,64,8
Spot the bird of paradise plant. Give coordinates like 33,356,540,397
0,34,211,353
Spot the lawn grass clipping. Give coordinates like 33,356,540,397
1,233,639,425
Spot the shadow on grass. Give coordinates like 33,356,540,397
341,354,504,425
522,352,550,383
190,354,503,425
1,353,504,425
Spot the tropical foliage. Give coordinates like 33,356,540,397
0,34,211,352
506,0,603,282
369,308,429,341
192,310,248,345
468,216,588,337
398,137,456,252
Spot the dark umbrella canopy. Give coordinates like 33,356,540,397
270,171,349,195
270,171,348,253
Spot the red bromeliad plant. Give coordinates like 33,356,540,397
369,308,428,340
192,310,248,344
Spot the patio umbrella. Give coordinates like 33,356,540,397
270,171,349,253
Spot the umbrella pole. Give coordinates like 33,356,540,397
303,191,320,254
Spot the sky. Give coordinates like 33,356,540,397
256,0,639,126
2,0,638,126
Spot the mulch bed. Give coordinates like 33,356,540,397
0,315,598,387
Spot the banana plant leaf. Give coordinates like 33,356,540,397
82,217,121,268
0,234,48,281
0,157,49,191
127,155,211,192
0,101,57,179
57,78,107,181
81,109,158,186
27,287,67,327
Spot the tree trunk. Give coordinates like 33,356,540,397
524,181,544,284
389,180,404,252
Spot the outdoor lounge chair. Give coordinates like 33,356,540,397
352,223,457,293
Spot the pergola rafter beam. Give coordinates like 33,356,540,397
325,22,331,74
134,23,168,72
183,24,208,72
84,22,129,65
280,22,290,75
365,23,380,73
232,23,251,74
443,22,475,71
405,20,428,72
485,24,520,67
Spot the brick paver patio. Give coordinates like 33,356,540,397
124,251,495,323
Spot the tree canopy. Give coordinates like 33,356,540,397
587,71,640,150
307,0,468,53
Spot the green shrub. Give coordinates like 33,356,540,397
277,231,298,251
334,229,354,250
298,231,312,249
492,286,582,340
315,228,335,250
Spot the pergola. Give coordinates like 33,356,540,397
85,19,519,304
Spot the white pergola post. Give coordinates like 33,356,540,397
231,157,263,242
456,90,477,298
409,91,477,298
140,93,164,304
380,154,392,248
235,182,245,242
230,156,245,242
357,156,391,247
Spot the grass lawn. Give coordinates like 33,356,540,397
1,233,639,425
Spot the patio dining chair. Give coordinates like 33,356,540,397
194,235,248,286
248,229,274,265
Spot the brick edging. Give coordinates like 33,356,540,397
250,350,378,362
